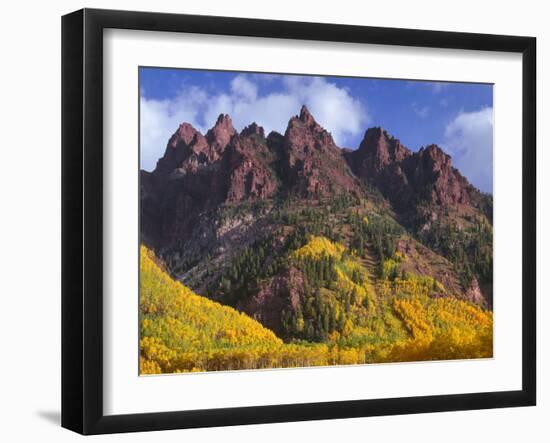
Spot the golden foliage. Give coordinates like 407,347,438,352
294,235,376,311
140,241,493,374
292,235,345,260
380,283,493,362
141,245,346,373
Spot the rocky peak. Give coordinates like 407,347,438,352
298,105,316,126
346,127,476,215
206,113,236,149
279,106,360,197
154,123,209,175
240,122,265,138
406,144,473,208
267,130,284,144
355,127,411,173
168,122,201,148
285,105,335,150
411,144,457,188
215,112,234,128
417,144,451,171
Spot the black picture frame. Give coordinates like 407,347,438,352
62,8,536,435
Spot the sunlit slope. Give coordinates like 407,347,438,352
286,236,493,362
140,245,326,373
140,241,493,374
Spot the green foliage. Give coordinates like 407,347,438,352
381,258,400,280
328,193,360,213
210,227,309,305
284,236,376,342
213,236,274,305
417,217,493,288
348,211,404,261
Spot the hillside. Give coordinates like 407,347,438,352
139,105,494,372
140,245,327,373
140,242,492,373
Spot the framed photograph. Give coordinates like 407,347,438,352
62,8,536,435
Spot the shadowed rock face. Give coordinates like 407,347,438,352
240,122,265,138
141,114,280,248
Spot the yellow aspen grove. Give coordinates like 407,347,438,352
140,243,493,373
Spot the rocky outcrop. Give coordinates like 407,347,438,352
463,277,487,307
237,266,305,336
346,127,479,216
153,123,209,175
350,127,412,176
240,122,265,138
404,144,475,208
141,114,279,248
224,135,278,202
143,106,364,238
279,105,361,197
395,237,462,296
206,113,236,151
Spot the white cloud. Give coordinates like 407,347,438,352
442,107,493,193
140,75,369,171
412,103,430,119
282,76,368,144
140,86,208,171
230,75,257,101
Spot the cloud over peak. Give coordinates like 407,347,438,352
140,74,369,171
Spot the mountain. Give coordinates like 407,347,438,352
140,106,493,356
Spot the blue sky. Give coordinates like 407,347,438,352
140,67,493,192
